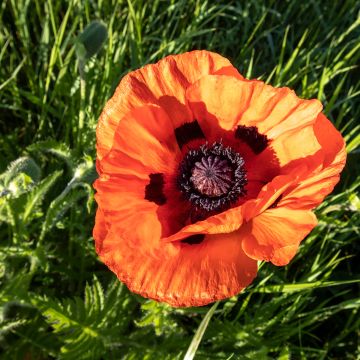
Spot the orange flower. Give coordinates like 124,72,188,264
93,50,346,307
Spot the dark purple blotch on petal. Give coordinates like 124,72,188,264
235,125,268,154
181,234,205,245
145,173,166,205
174,120,205,149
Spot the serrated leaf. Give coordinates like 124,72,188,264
27,140,74,171
0,157,41,198
40,186,87,240
1,156,41,185
23,170,63,223
0,319,28,335
0,273,33,304
85,276,104,323
136,301,178,336
1,173,34,199
39,157,95,239
33,278,120,360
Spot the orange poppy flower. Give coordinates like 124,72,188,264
93,50,346,307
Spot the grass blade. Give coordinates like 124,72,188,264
184,301,219,360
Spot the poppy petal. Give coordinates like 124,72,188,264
241,207,317,266
97,228,257,307
186,75,255,140
162,206,244,242
93,207,109,255
94,177,164,253
314,113,346,167
280,166,342,210
97,50,238,159
97,105,179,177
94,176,154,213
186,75,323,178
213,65,244,79
186,76,323,154
94,173,190,242
242,172,303,221
269,124,321,167
279,113,346,210
239,81,323,136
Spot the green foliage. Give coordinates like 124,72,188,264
34,277,134,360
0,156,41,198
0,0,359,359
23,170,64,224
40,156,96,240
27,140,74,170
136,300,180,336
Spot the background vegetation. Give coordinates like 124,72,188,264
1,0,359,359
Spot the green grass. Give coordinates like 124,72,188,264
0,0,359,359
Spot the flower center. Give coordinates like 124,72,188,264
190,156,233,197
177,142,247,213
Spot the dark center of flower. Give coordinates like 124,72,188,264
177,142,247,213
190,156,233,197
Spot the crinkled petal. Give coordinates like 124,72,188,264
240,81,323,137
314,113,346,167
94,176,152,213
97,104,179,177
186,75,323,167
242,171,304,221
93,207,109,255
97,228,257,307
186,75,256,140
94,170,191,243
241,207,317,266
269,125,321,167
279,113,346,210
163,206,244,242
94,177,163,252
97,50,239,159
